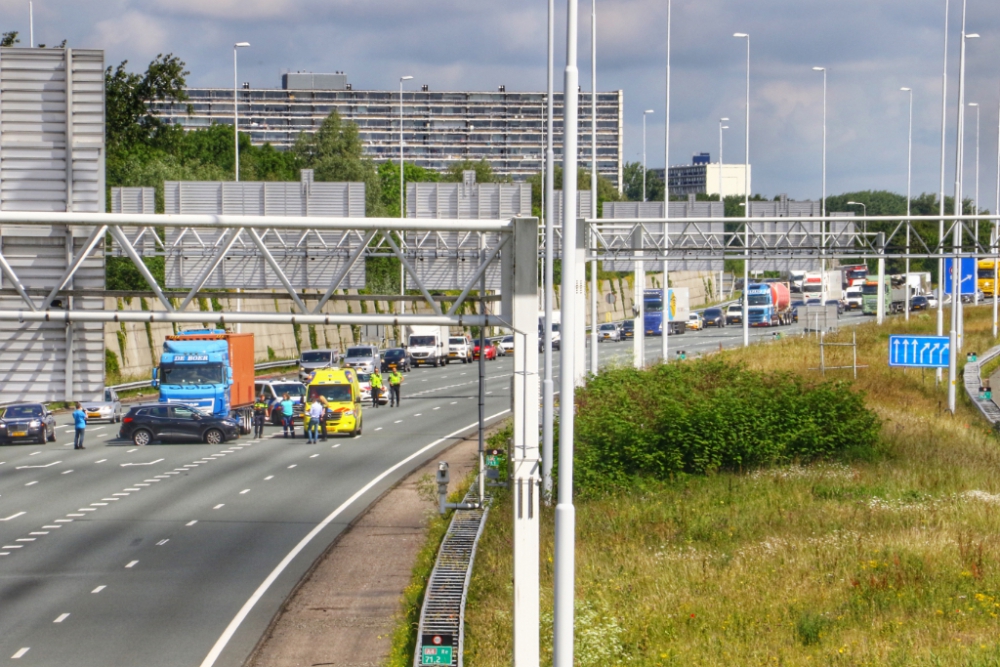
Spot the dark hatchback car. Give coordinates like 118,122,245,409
621,320,635,339
119,404,241,446
0,403,56,444
910,295,930,311
381,347,412,373
702,307,726,328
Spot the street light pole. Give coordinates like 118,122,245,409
642,110,654,202
734,33,750,348
590,0,598,377
902,87,913,321
542,0,556,502
718,118,729,200
936,0,950,385
970,101,981,305
661,0,672,365
233,42,250,182
399,76,413,317
554,1,580,666
994,90,1000,338
813,66,827,272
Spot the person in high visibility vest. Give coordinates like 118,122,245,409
388,368,403,407
370,369,383,408
252,394,268,440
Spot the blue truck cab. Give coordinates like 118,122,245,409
152,329,233,417
643,288,688,336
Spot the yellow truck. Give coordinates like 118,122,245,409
978,259,998,297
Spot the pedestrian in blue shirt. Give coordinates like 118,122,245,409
72,402,87,449
280,393,296,438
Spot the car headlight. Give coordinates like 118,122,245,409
0,423,6,430
29,420,41,428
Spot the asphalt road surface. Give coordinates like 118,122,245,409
0,309,874,666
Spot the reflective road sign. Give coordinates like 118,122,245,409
944,257,976,295
889,335,949,368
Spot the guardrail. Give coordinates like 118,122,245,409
108,359,298,393
964,345,1000,424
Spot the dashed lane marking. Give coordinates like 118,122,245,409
213,504,224,509
91,586,105,593
186,520,198,526
11,648,29,659
54,613,69,623
157,539,169,546
264,475,273,481
125,560,138,568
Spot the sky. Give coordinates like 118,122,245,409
4,0,1000,206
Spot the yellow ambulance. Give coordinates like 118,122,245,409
304,368,363,436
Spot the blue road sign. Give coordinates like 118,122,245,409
944,257,976,295
889,335,950,368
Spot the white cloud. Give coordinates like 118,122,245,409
89,10,169,58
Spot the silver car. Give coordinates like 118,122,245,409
598,322,622,342
82,388,122,423
299,349,339,382
342,345,380,374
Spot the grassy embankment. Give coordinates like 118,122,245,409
465,307,1000,667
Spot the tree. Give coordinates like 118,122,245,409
621,161,664,203
1,31,19,47
105,53,189,150
526,165,620,219
443,159,503,184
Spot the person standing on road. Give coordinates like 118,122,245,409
318,395,330,441
72,402,87,449
252,394,268,440
280,392,296,438
388,368,403,407
370,369,383,408
307,397,323,444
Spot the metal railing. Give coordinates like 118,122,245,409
108,359,298,393
964,346,1000,424
413,483,490,667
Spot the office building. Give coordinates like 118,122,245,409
149,73,624,188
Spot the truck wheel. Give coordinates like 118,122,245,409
204,429,224,445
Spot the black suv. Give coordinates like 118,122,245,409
621,320,635,339
119,404,241,446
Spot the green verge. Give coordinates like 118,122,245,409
466,307,1000,667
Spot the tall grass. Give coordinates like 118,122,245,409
465,307,1000,666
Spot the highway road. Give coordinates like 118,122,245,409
0,308,874,666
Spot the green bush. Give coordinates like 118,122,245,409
572,359,880,490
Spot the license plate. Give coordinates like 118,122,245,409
88,413,101,418
12,431,26,437
449,352,457,356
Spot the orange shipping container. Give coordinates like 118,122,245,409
163,331,256,409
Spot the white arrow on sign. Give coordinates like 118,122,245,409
930,343,941,363
920,343,930,363
904,340,912,364
0,511,26,521
15,461,61,470
892,338,901,363
120,459,165,467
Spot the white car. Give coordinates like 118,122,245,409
356,373,389,405
844,287,863,310
498,335,515,355
686,313,704,331
82,388,122,423
447,336,473,364
598,322,622,342
925,293,939,308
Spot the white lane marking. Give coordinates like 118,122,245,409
29,532,48,535
213,504,224,509
186,520,198,526
24,481,38,486
16,538,35,542
91,503,108,507
333,444,341,448
121,459,164,467
102,498,119,502
173,468,188,472
29,451,40,456
375,427,383,431
183,465,199,468
414,413,422,417
394,420,402,424
197,407,512,667
287,464,296,469
16,461,61,469
433,407,441,410
264,475,275,481
239,489,250,494
157,539,169,546
54,519,72,523
451,402,457,405
78,508,97,512
154,475,169,479
57,425,71,429
144,479,160,483
54,613,70,623
91,585,105,593
309,454,318,459
96,459,107,463
134,483,150,487
123,488,141,491
127,448,137,453
0,512,26,521
112,493,130,496
11,648,29,659
92,426,106,431
61,470,73,475
2,545,23,549
125,560,138,568
42,525,61,529
0,552,9,556
67,513,85,517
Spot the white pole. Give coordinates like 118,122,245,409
937,0,949,385
994,90,1000,338
590,0,599,376
903,87,913,321
400,76,413,316
972,102,981,305
554,0,579,664
29,1,33,47
735,33,750,347
662,0,671,363
813,67,827,272
642,112,648,202
542,0,555,501
949,5,972,414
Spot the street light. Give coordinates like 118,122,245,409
642,109,654,202
901,87,913,320
718,118,729,200
399,76,413,219
969,101,981,305
233,42,250,182
813,66,827,272
734,32,750,347
661,0,673,366
846,201,866,232
936,0,949,384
